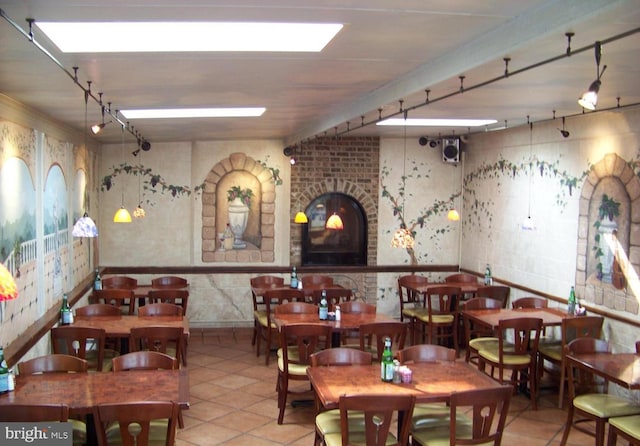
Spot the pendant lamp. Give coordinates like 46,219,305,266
294,211,308,223
391,109,415,248
325,212,343,230
113,124,132,223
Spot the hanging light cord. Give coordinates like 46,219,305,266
528,122,533,218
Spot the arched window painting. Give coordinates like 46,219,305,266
0,157,36,277
44,164,67,293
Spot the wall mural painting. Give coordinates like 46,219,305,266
44,164,68,296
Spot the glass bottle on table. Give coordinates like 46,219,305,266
381,337,394,382
0,346,9,393
94,268,102,291
484,264,493,285
567,286,576,315
319,290,328,320
60,293,73,325
290,266,298,289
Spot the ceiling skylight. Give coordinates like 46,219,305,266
120,108,266,119
377,118,497,127
35,22,343,53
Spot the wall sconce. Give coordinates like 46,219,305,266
578,41,607,111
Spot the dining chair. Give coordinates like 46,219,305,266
512,296,548,308
301,274,334,289
151,275,188,289
475,285,511,308
310,287,353,308
461,297,503,365
321,394,416,446
147,289,189,315
357,321,407,361
310,348,373,446
75,303,122,317
397,274,429,345
0,403,69,422
476,317,543,410
537,315,604,408
257,287,305,365
93,400,180,446
138,302,184,317
102,276,138,289
606,414,640,446
51,326,113,372
415,286,461,355
444,273,478,283
277,323,331,424
92,288,136,315
129,326,185,367
339,300,376,345
111,351,178,371
559,338,640,446
17,354,88,374
250,275,285,349
411,386,512,446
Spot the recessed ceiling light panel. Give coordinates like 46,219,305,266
36,22,343,53
377,118,497,127
121,108,266,119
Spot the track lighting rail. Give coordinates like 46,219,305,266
0,9,149,145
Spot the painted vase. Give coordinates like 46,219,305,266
228,197,249,249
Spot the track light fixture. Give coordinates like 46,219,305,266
91,104,112,134
558,117,570,138
418,136,438,148
578,41,607,111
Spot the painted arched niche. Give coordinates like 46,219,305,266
577,153,640,315
201,153,275,263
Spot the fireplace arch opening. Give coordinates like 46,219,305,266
301,192,367,266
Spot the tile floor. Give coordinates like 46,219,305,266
176,328,620,446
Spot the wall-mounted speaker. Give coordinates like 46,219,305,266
442,138,460,163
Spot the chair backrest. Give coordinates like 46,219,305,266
447,386,512,446
338,394,416,446
396,344,456,364
92,289,136,315
475,285,510,308
310,347,373,367
129,326,184,362
112,351,178,371
147,289,189,315
280,324,331,369
310,287,353,308
445,273,478,283
340,300,376,314
497,317,543,358
358,321,407,360
250,275,285,288
139,302,184,317
18,354,88,375
565,337,611,355
0,403,69,422
462,297,503,311
397,274,428,308
151,276,188,288
51,326,106,371
564,338,612,396
424,286,461,318
274,301,318,315
102,276,138,289
301,274,334,288
512,296,548,309
75,303,122,317
561,315,604,345
93,401,179,446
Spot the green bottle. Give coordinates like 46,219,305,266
381,337,394,382
60,293,73,325
319,290,328,320
0,346,8,393
567,286,576,315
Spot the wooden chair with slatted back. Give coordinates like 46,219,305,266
51,326,109,372
310,287,353,308
92,289,136,315
257,288,306,365
93,401,180,446
147,289,189,316
357,321,407,361
0,403,69,422
397,274,429,345
75,303,122,317
250,275,285,350
18,354,88,374
340,300,376,314
322,394,416,446
138,302,184,317
411,386,512,446
151,276,188,289
445,273,478,283
512,296,548,309
129,326,185,367
461,297,503,365
102,276,138,289
415,286,462,355
301,274,334,289
475,285,511,308
111,351,178,372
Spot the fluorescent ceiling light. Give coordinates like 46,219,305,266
121,108,266,119
35,22,343,53
377,118,497,127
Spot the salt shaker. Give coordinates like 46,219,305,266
335,305,341,321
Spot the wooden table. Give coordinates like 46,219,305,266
132,284,189,299
275,312,395,347
408,281,481,295
0,368,189,445
252,284,344,300
308,360,501,410
566,351,640,390
73,315,189,339
461,307,567,333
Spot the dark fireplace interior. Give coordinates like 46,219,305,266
301,193,367,266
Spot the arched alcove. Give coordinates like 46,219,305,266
201,153,276,263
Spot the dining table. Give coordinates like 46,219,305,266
407,281,482,296
274,311,395,347
251,283,345,301
0,368,189,446
461,307,567,333
565,350,640,390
